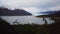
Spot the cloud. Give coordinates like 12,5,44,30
48,6,60,11
23,7,41,14
0,0,60,15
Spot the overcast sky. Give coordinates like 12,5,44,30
0,0,60,15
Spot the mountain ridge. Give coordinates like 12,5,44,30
36,11,60,17
0,7,32,16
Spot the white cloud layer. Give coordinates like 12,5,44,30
0,0,60,15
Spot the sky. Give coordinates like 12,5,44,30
0,0,60,16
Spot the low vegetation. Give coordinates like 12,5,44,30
0,17,60,34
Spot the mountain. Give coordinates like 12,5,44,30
40,11,58,15
36,11,60,17
0,7,32,16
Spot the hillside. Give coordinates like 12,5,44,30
0,7,32,16
36,11,60,17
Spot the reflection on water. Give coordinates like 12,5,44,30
1,16,54,25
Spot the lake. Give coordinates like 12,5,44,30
1,16,54,25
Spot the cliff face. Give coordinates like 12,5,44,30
0,7,32,16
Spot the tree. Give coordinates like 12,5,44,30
0,17,12,34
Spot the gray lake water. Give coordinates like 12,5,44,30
1,16,54,25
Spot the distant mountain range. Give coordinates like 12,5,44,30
36,11,60,17
40,11,58,14
0,7,32,16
